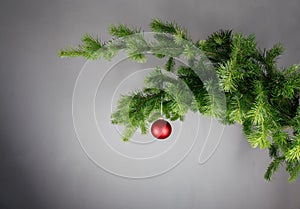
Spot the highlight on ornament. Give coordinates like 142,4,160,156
59,19,300,182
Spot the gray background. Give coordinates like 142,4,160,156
1,0,300,209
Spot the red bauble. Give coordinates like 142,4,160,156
151,118,172,139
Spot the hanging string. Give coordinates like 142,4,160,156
160,78,164,119
160,93,163,117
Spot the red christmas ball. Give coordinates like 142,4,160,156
151,118,172,139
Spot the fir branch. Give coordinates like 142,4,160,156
286,135,300,162
198,30,232,65
122,126,138,142
292,106,300,135
246,124,271,149
165,57,175,72
150,19,188,41
58,34,103,59
265,43,284,72
108,24,139,38
288,162,300,182
272,130,289,148
217,60,239,92
264,156,285,181
228,95,245,124
59,20,300,182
